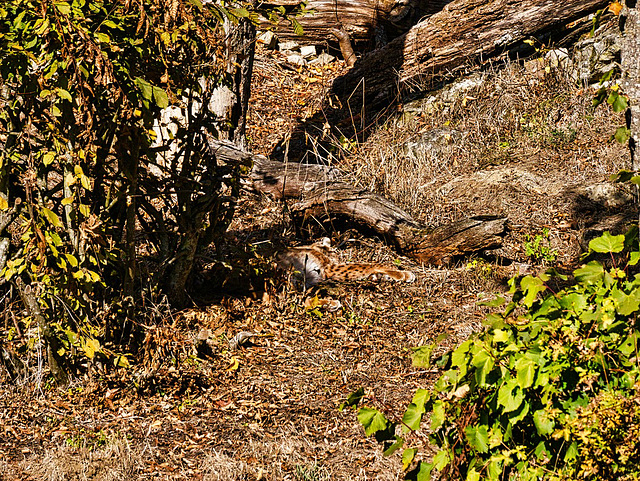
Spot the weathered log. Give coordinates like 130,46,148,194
208,138,508,263
208,139,341,198
261,0,449,47
291,181,506,264
331,0,611,106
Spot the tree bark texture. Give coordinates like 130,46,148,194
291,182,507,264
621,0,640,173
208,138,508,263
331,0,611,107
262,0,450,47
15,278,69,386
209,17,256,149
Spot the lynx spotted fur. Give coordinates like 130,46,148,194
277,238,416,288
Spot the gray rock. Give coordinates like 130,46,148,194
279,40,299,52
404,128,464,160
545,48,571,69
404,73,486,114
257,30,277,50
286,54,307,67
578,182,634,208
437,167,564,198
309,52,335,66
300,45,317,59
572,25,621,84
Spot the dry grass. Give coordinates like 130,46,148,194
201,435,403,481
344,59,628,230
13,439,137,481
5,432,402,481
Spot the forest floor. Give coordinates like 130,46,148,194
0,39,634,480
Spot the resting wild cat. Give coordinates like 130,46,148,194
276,238,416,289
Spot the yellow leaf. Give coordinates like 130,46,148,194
56,88,72,102
64,253,78,267
42,151,56,166
304,295,321,311
226,356,240,371
80,175,91,190
34,18,50,35
82,338,101,359
79,204,90,217
54,2,71,14
41,207,63,228
65,171,76,186
0,197,8,210
87,270,101,282
114,355,130,368
61,195,74,205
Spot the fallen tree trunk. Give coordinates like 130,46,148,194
208,138,508,264
331,0,610,106
289,181,507,264
261,0,449,47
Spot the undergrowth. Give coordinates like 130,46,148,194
347,229,640,480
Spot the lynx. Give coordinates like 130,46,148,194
277,237,416,289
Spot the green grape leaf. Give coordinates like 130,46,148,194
515,357,536,389
416,462,433,481
574,261,605,284
383,436,404,457
134,77,153,101
401,447,416,469
521,275,546,307
430,400,445,431
358,407,388,436
533,408,554,435
472,349,494,387
614,126,631,144
589,231,624,253
464,425,489,453
477,296,506,307
466,468,481,481
153,86,169,108
497,379,524,413
432,449,450,470
402,402,425,432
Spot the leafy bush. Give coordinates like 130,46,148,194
0,0,300,382
348,230,640,480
